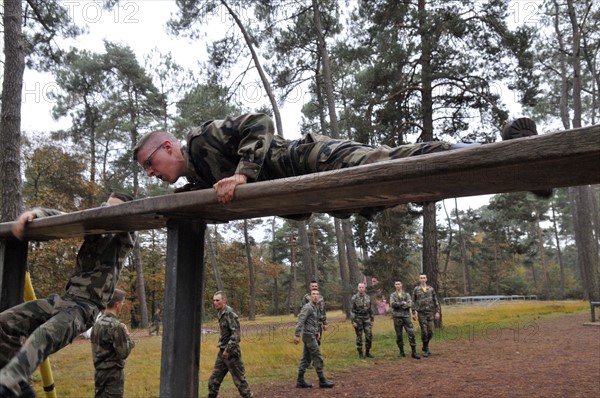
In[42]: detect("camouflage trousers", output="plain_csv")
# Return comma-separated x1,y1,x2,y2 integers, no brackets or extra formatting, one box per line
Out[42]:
288,132,453,176
208,349,252,398
298,333,325,375
353,318,373,351
94,367,125,398
0,294,97,395
417,311,435,347
393,316,417,349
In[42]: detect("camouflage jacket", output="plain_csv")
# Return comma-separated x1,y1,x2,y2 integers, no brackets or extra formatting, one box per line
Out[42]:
33,207,136,309
301,293,327,326
91,313,135,370
183,113,295,189
389,291,413,318
412,285,440,314
351,293,373,323
295,301,321,337
217,305,242,356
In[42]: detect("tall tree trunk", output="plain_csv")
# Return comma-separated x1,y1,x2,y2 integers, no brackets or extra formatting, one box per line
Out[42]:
271,217,279,315
441,201,455,297
206,227,224,292
334,219,351,319
297,221,314,290
313,2,354,318
550,200,566,298
454,199,471,295
130,126,148,327
290,232,298,316
243,220,256,320
418,0,440,302
536,219,550,296
343,219,361,286
0,0,25,222
133,241,148,328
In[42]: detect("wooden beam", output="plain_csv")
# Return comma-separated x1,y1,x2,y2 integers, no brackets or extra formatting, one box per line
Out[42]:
0,124,599,240
159,219,205,398
0,239,28,312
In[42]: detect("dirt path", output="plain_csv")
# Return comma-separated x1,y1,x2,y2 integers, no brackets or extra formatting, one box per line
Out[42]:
231,313,599,398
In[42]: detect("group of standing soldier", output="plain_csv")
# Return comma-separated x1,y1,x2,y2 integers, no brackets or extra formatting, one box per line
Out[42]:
351,274,440,361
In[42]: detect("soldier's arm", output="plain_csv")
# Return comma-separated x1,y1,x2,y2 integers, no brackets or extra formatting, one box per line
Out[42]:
12,207,64,240
432,289,441,313
321,299,327,325
211,113,275,204
390,293,402,309
295,305,309,336
113,324,134,360
224,314,241,354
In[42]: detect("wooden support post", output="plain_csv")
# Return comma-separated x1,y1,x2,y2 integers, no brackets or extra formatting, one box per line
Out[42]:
160,219,206,398
0,239,28,312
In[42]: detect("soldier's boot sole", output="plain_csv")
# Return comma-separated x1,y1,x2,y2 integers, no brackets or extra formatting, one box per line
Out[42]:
501,117,553,198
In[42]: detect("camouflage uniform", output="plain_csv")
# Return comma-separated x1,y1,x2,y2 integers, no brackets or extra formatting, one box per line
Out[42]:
389,291,417,355
412,285,440,354
149,310,161,336
301,293,327,339
295,301,333,388
91,313,135,398
351,293,374,357
0,207,135,397
182,113,452,218
207,305,252,398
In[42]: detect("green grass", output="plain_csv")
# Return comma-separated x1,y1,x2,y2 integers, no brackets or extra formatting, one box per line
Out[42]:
32,300,588,397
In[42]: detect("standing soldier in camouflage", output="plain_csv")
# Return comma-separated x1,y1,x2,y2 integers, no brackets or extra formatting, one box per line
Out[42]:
294,290,334,389
91,289,135,398
133,115,550,219
208,291,252,398
301,280,327,368
412,274,441,357
351,282,374,359
389,281,420,359
0,193,135,398
149,308,161,336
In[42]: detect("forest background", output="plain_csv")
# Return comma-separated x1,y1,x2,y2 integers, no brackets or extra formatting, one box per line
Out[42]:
1,0,599,328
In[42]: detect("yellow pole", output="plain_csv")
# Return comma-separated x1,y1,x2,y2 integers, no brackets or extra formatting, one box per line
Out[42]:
24,272,58,398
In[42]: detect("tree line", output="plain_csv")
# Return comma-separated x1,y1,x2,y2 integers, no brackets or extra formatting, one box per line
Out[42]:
1,0,598,325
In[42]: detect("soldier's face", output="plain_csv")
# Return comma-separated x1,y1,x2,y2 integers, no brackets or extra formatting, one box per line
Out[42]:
358,284,366,294
310,283,318,291
213,294,226,311
395,282,402,291
420,275,427,284
311,290,320,303
137,141,180,184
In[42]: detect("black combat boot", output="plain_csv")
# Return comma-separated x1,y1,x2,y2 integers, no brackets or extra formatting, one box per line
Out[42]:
318,375,335,389
501,118,553,199
411,346,421,359
398,347,406,358
422,344,431,357
358,348,365,359
296,370,313,388
365,344,374,358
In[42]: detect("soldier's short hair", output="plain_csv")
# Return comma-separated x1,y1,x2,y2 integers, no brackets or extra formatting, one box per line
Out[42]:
107,289,126,308
109,192,134,203
214,290,227,300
